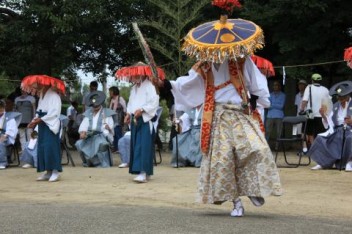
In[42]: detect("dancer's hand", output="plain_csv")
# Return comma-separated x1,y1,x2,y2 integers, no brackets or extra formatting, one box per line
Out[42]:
28,118,41,128
134,108,143,119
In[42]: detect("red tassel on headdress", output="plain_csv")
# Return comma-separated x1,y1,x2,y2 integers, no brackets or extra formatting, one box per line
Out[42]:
212,0,242,13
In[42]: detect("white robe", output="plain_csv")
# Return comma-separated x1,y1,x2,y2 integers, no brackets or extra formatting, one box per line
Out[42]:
0,113,18,145
36,88,61,134
170,57,270,111
79,107,114,142
127,79,159,132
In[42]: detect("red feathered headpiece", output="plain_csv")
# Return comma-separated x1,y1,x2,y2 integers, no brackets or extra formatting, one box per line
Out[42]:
212,0,242,13
344,47,352,69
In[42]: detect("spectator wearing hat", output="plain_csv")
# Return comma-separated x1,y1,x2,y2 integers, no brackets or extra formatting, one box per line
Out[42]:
0,100,19,169
309,81,352,171
299,73,330,148
75,91,115,167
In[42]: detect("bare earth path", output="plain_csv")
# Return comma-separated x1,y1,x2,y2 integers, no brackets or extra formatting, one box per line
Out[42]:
0,151,351,233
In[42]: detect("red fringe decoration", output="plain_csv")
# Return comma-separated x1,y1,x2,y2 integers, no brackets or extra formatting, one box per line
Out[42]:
21,75,66,95
251,55,275,77
212,0,242,12
115,65,165,81
344,47,352,69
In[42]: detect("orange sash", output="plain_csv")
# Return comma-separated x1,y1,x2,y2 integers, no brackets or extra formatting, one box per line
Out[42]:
193,61,265,154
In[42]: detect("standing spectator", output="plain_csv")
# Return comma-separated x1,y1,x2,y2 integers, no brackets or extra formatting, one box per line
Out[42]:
82,81,98,112
66,101,79,147
265,81,286,149
299,73,330,148
125,75,159,183
14,90,36,152
108,86,126,152
294,79,308,153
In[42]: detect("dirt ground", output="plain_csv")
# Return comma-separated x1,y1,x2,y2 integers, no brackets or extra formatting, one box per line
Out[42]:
1,150,351,221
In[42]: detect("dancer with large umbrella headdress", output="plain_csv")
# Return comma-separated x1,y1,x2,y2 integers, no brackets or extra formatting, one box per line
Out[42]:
155,0,282,217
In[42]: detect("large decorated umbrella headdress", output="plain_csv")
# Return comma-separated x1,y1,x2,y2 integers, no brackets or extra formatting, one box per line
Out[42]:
21,75,65,95
344,47,352,69
115,61,165,82
182,0,264,63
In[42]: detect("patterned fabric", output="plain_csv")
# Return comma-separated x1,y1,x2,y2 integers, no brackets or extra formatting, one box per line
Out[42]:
194,61,265,154
197,104,282,204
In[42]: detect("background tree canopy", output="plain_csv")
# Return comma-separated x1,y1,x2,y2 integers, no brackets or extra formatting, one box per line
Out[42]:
0,0,351,95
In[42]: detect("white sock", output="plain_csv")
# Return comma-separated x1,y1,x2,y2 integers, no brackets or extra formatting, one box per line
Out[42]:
303,147,308,153
51,170,59,176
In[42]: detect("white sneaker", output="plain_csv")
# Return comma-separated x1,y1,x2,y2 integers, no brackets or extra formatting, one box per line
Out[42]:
311,165,322,170
36,173,51,181
22,164,33,169
49,173,60,182
230,199,244,217
133,173,147,183
118,163,129,168
345,161,352,172
0,165,6,170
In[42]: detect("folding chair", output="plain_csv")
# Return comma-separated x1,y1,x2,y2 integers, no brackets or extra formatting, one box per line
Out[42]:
275,116,311,168
153,107,163,166
60,115,75,167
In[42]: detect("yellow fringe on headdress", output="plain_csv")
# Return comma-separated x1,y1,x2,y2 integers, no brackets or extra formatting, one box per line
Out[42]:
182,18,265,63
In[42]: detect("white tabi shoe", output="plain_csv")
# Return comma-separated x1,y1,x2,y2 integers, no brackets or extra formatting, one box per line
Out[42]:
49,170,60,182
22,164,33,169
230,199,244,217
133,173,147,183
311,165,322,170
36,173,51,181
345,161,352,172
248,196,265,207
118,163,129,168
0,165,6,170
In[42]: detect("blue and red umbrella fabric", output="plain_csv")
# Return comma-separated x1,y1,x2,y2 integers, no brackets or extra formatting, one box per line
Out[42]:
182,15,264,63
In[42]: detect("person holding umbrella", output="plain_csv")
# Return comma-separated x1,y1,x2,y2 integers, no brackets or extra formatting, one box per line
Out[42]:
22,75,64,182
309,81,352,171
155,0,282,217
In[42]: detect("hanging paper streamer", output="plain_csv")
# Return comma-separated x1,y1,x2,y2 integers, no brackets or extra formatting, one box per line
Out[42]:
282,66,286,85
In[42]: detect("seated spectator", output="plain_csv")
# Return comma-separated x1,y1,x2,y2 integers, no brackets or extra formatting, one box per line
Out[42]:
20,130,38,168
108,86,126,152
75,91,115,168
171,105,203,168
309,81,352,171
117,131,131,168
0,100,19,169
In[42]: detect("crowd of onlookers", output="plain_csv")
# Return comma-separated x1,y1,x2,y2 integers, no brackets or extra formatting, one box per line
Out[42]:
1,72,351,172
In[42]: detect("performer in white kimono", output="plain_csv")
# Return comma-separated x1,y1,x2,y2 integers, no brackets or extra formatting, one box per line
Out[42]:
171,104,203,168
76,91,115,168
156,57,282,217
124,76,159,183
28,86,62,182
309,81,352,171
0,100,19,169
